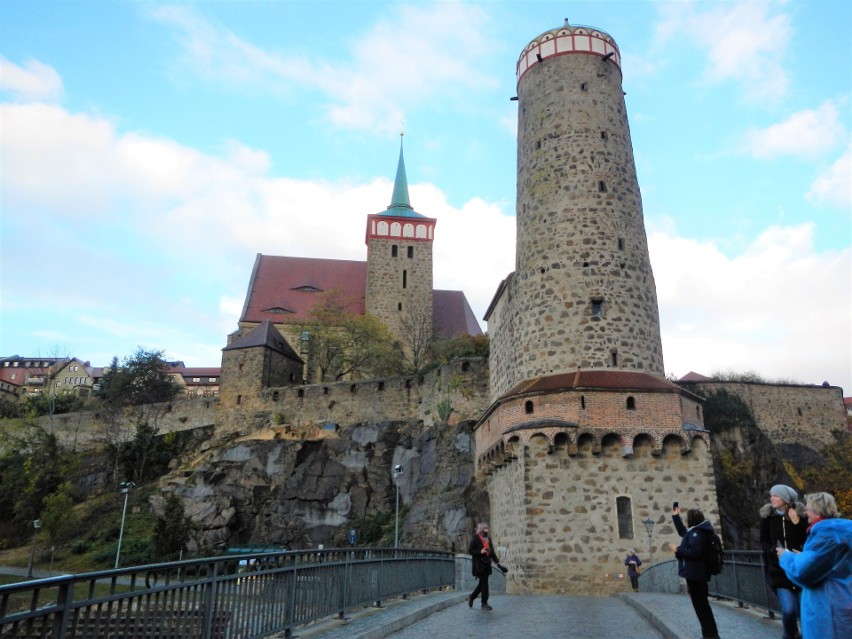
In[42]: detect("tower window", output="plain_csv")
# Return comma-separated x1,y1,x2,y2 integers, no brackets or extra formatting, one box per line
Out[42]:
297,389,304,398
618,238,625,250
236,395,242,405
580,395,586,409
601,131,608,140
272,391,279,401
402,270,407,289
598,180,607,193
398,302,402,310
626,396,636,410
616,496,634,539
407,246,414,258
591,299,603,317
580,82,588,91
392,245,398,257
525,400,534,414
611,352,618,367
377,381,385,391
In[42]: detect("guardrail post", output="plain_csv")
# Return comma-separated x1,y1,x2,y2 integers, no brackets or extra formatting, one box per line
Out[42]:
50,581,74,639
201,560,218,639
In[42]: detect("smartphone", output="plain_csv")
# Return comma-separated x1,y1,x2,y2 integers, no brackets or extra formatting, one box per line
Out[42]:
672,501,679,509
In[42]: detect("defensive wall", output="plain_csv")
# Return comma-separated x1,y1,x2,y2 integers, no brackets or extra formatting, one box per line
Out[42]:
679,381,846,450
489,431,717,595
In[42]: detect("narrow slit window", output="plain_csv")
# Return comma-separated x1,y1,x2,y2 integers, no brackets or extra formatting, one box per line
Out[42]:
598,180,607,193
392,245,398,257
611,352,618,367
407,246,414,258
398,302,402,310
616,496,634,539
618,238,625,250
581,395,586,409
402,270,407,288
601,131,608,140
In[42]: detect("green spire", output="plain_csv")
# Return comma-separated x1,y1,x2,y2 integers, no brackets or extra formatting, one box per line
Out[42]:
388,132,413,211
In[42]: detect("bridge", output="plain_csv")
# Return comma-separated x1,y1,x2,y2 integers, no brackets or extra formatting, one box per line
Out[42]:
0,549,787,639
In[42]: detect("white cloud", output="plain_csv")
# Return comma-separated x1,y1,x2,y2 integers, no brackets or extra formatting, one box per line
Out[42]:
742,102,847,159
651,223,852,390
0,56,63,102
808,142,852,208
652,1,791,103
147,2,497,134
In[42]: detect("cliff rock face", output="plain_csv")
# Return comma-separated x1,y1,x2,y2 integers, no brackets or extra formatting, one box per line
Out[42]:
157,419,479,553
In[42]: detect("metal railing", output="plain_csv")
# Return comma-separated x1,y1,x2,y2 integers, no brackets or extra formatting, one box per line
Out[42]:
0,548,455,639
640,550,780,615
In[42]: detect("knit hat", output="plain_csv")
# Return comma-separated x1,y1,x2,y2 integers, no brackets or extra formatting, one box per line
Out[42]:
769,484,797,504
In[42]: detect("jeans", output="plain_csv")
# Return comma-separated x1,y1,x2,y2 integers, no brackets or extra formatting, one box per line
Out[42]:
775,587,801,639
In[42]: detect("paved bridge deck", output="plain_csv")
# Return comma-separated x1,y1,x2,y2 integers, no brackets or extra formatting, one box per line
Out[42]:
296,590,786,639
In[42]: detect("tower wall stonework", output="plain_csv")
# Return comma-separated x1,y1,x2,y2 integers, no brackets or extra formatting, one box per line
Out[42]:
489,33,664,401
488,433,718,595
366,238,433,340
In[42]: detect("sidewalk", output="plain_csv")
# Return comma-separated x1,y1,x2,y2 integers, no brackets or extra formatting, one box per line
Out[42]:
292,590,785,639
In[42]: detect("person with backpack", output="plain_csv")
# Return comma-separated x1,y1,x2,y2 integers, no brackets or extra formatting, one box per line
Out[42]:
671,505,721,639
760,484,808,639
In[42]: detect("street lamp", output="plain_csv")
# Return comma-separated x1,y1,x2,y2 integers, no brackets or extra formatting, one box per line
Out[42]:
115,481,136,569
393,464,404,548
642,517,655,566
26,519,41,578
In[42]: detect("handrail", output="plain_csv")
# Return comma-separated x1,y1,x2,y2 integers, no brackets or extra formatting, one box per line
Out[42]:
640,550,780,615
0,547,455,639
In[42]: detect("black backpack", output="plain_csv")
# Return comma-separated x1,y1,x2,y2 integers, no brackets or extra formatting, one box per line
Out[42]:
705,531,724,575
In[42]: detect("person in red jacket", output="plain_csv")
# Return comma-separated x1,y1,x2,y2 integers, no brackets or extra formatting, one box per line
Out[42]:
467,522,506,611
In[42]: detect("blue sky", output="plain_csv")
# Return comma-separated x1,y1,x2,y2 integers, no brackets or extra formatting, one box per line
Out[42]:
1,0,850,393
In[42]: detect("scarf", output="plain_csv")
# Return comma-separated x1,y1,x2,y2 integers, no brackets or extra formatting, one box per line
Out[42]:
806,515,824,533
478,533,491,553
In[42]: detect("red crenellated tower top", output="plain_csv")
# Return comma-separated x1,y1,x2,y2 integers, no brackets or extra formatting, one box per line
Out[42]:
516,20,621,85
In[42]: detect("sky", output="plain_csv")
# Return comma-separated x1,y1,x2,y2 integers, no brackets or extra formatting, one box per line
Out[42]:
1,0,850,394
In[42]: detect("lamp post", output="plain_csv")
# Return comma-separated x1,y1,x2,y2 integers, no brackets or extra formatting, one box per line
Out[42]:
393,464,404,548
26,519,41,578
115,481,135,569
642,517,655,566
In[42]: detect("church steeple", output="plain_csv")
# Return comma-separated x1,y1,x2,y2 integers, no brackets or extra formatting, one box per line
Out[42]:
388,133,413,212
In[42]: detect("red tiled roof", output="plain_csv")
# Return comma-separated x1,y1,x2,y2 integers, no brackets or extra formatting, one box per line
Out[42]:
678,371,712,382
240,254,482,338
241,255,367,323
501,370,684,401
433,290,483,338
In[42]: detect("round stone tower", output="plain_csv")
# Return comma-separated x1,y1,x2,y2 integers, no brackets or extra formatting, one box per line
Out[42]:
487,23,664,400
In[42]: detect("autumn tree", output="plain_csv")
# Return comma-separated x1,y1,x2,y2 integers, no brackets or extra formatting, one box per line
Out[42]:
395,298,434,375
300,290,401,382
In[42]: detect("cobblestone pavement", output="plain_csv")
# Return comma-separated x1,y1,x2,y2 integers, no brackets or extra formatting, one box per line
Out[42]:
296,590,786,639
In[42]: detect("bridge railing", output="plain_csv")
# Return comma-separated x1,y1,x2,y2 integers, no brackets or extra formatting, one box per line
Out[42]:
640,550,780,615
0,547,455,639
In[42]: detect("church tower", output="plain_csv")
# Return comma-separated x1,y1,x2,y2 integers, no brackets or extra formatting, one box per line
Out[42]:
478,22,717,596
365,135,436,346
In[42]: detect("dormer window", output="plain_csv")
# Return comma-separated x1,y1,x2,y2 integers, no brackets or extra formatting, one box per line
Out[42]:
263,307,294,314
292,285,322,292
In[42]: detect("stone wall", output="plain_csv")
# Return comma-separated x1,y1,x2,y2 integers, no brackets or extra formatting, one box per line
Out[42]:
680,381,846,450
488,432,718,595
215,358,491,437
366,237,433,346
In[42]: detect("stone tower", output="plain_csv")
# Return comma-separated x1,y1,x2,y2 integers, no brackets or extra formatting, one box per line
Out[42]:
487,23,664,401
365,135,436,344
478,22,718,595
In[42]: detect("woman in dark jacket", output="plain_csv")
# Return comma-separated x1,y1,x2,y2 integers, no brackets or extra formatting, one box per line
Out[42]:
760,484,808,639
672,506,720,639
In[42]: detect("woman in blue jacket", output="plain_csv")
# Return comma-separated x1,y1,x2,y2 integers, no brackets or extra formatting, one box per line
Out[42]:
777,492,852,639
671,506,720,639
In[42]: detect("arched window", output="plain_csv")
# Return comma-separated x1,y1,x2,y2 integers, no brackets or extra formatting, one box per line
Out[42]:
616,496,634,539
525,400,534,415
626,396,636,410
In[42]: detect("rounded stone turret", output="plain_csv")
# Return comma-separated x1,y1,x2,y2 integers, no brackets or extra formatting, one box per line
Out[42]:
487,23,665,400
